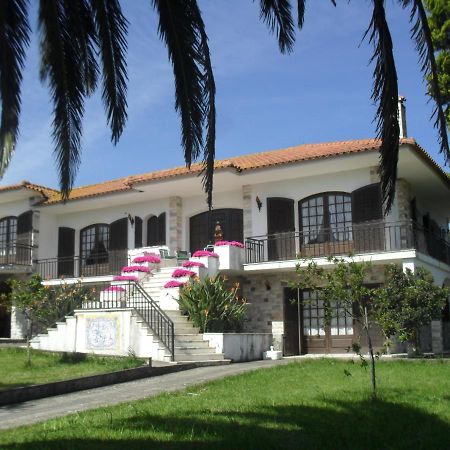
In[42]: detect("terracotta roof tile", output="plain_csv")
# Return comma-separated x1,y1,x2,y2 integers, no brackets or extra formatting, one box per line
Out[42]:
2,137,446,205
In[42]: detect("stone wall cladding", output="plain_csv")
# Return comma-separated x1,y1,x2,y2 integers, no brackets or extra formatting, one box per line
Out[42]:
168,196,182,253
10,305,26,339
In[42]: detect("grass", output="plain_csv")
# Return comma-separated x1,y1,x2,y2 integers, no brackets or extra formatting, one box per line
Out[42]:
0,359,449,449
0,348,145,390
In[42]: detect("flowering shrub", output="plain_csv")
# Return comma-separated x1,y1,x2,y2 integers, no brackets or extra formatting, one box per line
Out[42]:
164,280,186,288
133,254,161,264
192,250,219,258
182,260,205,268
122,265,150,273
214,240,245,248
104,286,126,292
113,275,139,282
172,268,197,278
178,276,246,333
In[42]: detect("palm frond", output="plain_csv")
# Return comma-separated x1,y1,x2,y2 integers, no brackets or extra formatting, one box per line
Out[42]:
191,2,216,209
364,0,399,212
259,0,295,53
0,0,30,177
297,1,305,28
91,0,128,144
65,0,98,96
399,0,449,164
152,0,205,168
39,0,86,199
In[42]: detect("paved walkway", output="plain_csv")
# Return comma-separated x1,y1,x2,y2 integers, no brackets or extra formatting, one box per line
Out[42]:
0,359,293,430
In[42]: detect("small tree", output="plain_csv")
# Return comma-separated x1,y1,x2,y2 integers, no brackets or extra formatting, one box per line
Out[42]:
291,257,379,399
374,264,449,355
0,274,92,365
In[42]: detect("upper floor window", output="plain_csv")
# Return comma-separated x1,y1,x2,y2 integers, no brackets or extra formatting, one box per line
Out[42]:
0,217,17,248
80,224,109,264
299,193,352,244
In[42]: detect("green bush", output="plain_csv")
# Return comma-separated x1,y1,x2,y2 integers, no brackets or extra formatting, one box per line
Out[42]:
177,276,247,333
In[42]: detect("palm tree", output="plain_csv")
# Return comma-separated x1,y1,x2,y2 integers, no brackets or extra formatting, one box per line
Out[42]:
0,0,448,212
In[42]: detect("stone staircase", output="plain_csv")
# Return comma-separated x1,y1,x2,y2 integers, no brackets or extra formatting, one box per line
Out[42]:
32,251,227,364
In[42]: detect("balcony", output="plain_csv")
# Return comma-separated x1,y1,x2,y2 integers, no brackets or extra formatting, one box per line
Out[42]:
245,221,450,265
36,250,128,280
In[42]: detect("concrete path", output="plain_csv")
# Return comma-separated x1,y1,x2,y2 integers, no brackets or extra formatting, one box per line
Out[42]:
0,359,293,431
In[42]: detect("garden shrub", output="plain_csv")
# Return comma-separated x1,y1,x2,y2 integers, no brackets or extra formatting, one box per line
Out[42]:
177,276,247,333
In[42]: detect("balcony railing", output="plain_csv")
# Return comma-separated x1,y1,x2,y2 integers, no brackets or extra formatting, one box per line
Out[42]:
0,243,33,266
36,250,128,280
245,221,450,265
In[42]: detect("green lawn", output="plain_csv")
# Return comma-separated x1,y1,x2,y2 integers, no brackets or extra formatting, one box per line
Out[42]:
0,359,449,449
0,348,144,390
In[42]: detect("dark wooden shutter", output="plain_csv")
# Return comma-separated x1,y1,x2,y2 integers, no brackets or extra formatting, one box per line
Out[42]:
158,213,166,245
134,216,143,248
147,216,158,246
17,210,33,235
351,184,382,224
16,211,33,263
57,227,75,276
110,218,128,250
228,209,243,242
267,198,295,260
352,184,383,252
267,198,295,233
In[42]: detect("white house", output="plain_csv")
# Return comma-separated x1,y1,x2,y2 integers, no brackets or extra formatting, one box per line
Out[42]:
0,131,449,361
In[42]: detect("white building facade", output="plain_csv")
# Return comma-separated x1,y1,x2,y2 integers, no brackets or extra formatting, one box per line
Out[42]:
0,137,448,360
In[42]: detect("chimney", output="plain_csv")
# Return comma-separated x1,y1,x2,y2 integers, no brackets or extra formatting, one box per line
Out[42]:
398,96,407,139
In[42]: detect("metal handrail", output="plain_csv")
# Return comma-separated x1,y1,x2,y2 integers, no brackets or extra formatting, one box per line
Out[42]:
0,243,34,266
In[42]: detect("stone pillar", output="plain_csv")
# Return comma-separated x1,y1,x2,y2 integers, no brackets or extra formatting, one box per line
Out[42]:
169,196,183,254
242,185,252,239
431,320,444,354
396,179,412,222
369,166,380,184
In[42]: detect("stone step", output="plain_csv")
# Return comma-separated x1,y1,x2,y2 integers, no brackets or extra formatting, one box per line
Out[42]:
175,346,214,355
174,353,224,362
175,339,211,348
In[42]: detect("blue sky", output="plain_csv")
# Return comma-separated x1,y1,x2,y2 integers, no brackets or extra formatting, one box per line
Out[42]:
1,0,448,189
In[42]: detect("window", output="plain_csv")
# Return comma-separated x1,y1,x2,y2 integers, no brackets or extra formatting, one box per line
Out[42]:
299,193,352,244
0,217,17,251
80,224,109,265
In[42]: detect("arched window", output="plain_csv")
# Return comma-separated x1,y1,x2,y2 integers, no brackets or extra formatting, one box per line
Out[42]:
0,216,17,249
147,213,166,246
80,224,109,265
299,193,352,244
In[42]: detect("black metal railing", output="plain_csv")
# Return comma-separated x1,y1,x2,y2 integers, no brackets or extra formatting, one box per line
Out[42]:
79,280,175,361
245,221,450,265
36,250,128,280
0,243,33,266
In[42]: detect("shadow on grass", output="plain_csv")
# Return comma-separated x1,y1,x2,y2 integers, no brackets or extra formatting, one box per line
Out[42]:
2,398,449,450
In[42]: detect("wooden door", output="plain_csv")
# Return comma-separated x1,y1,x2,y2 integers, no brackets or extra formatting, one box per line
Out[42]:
267,198,295,261
302,291,354,354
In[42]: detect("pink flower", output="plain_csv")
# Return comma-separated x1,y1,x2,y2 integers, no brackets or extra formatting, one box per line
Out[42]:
104,286,126,292
192,250,219,258
172,268,197,278
122,265,150,273
182,260,205,268
164,280,185,288
113,275,139,282
214,240,244,248
133,254,161,264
